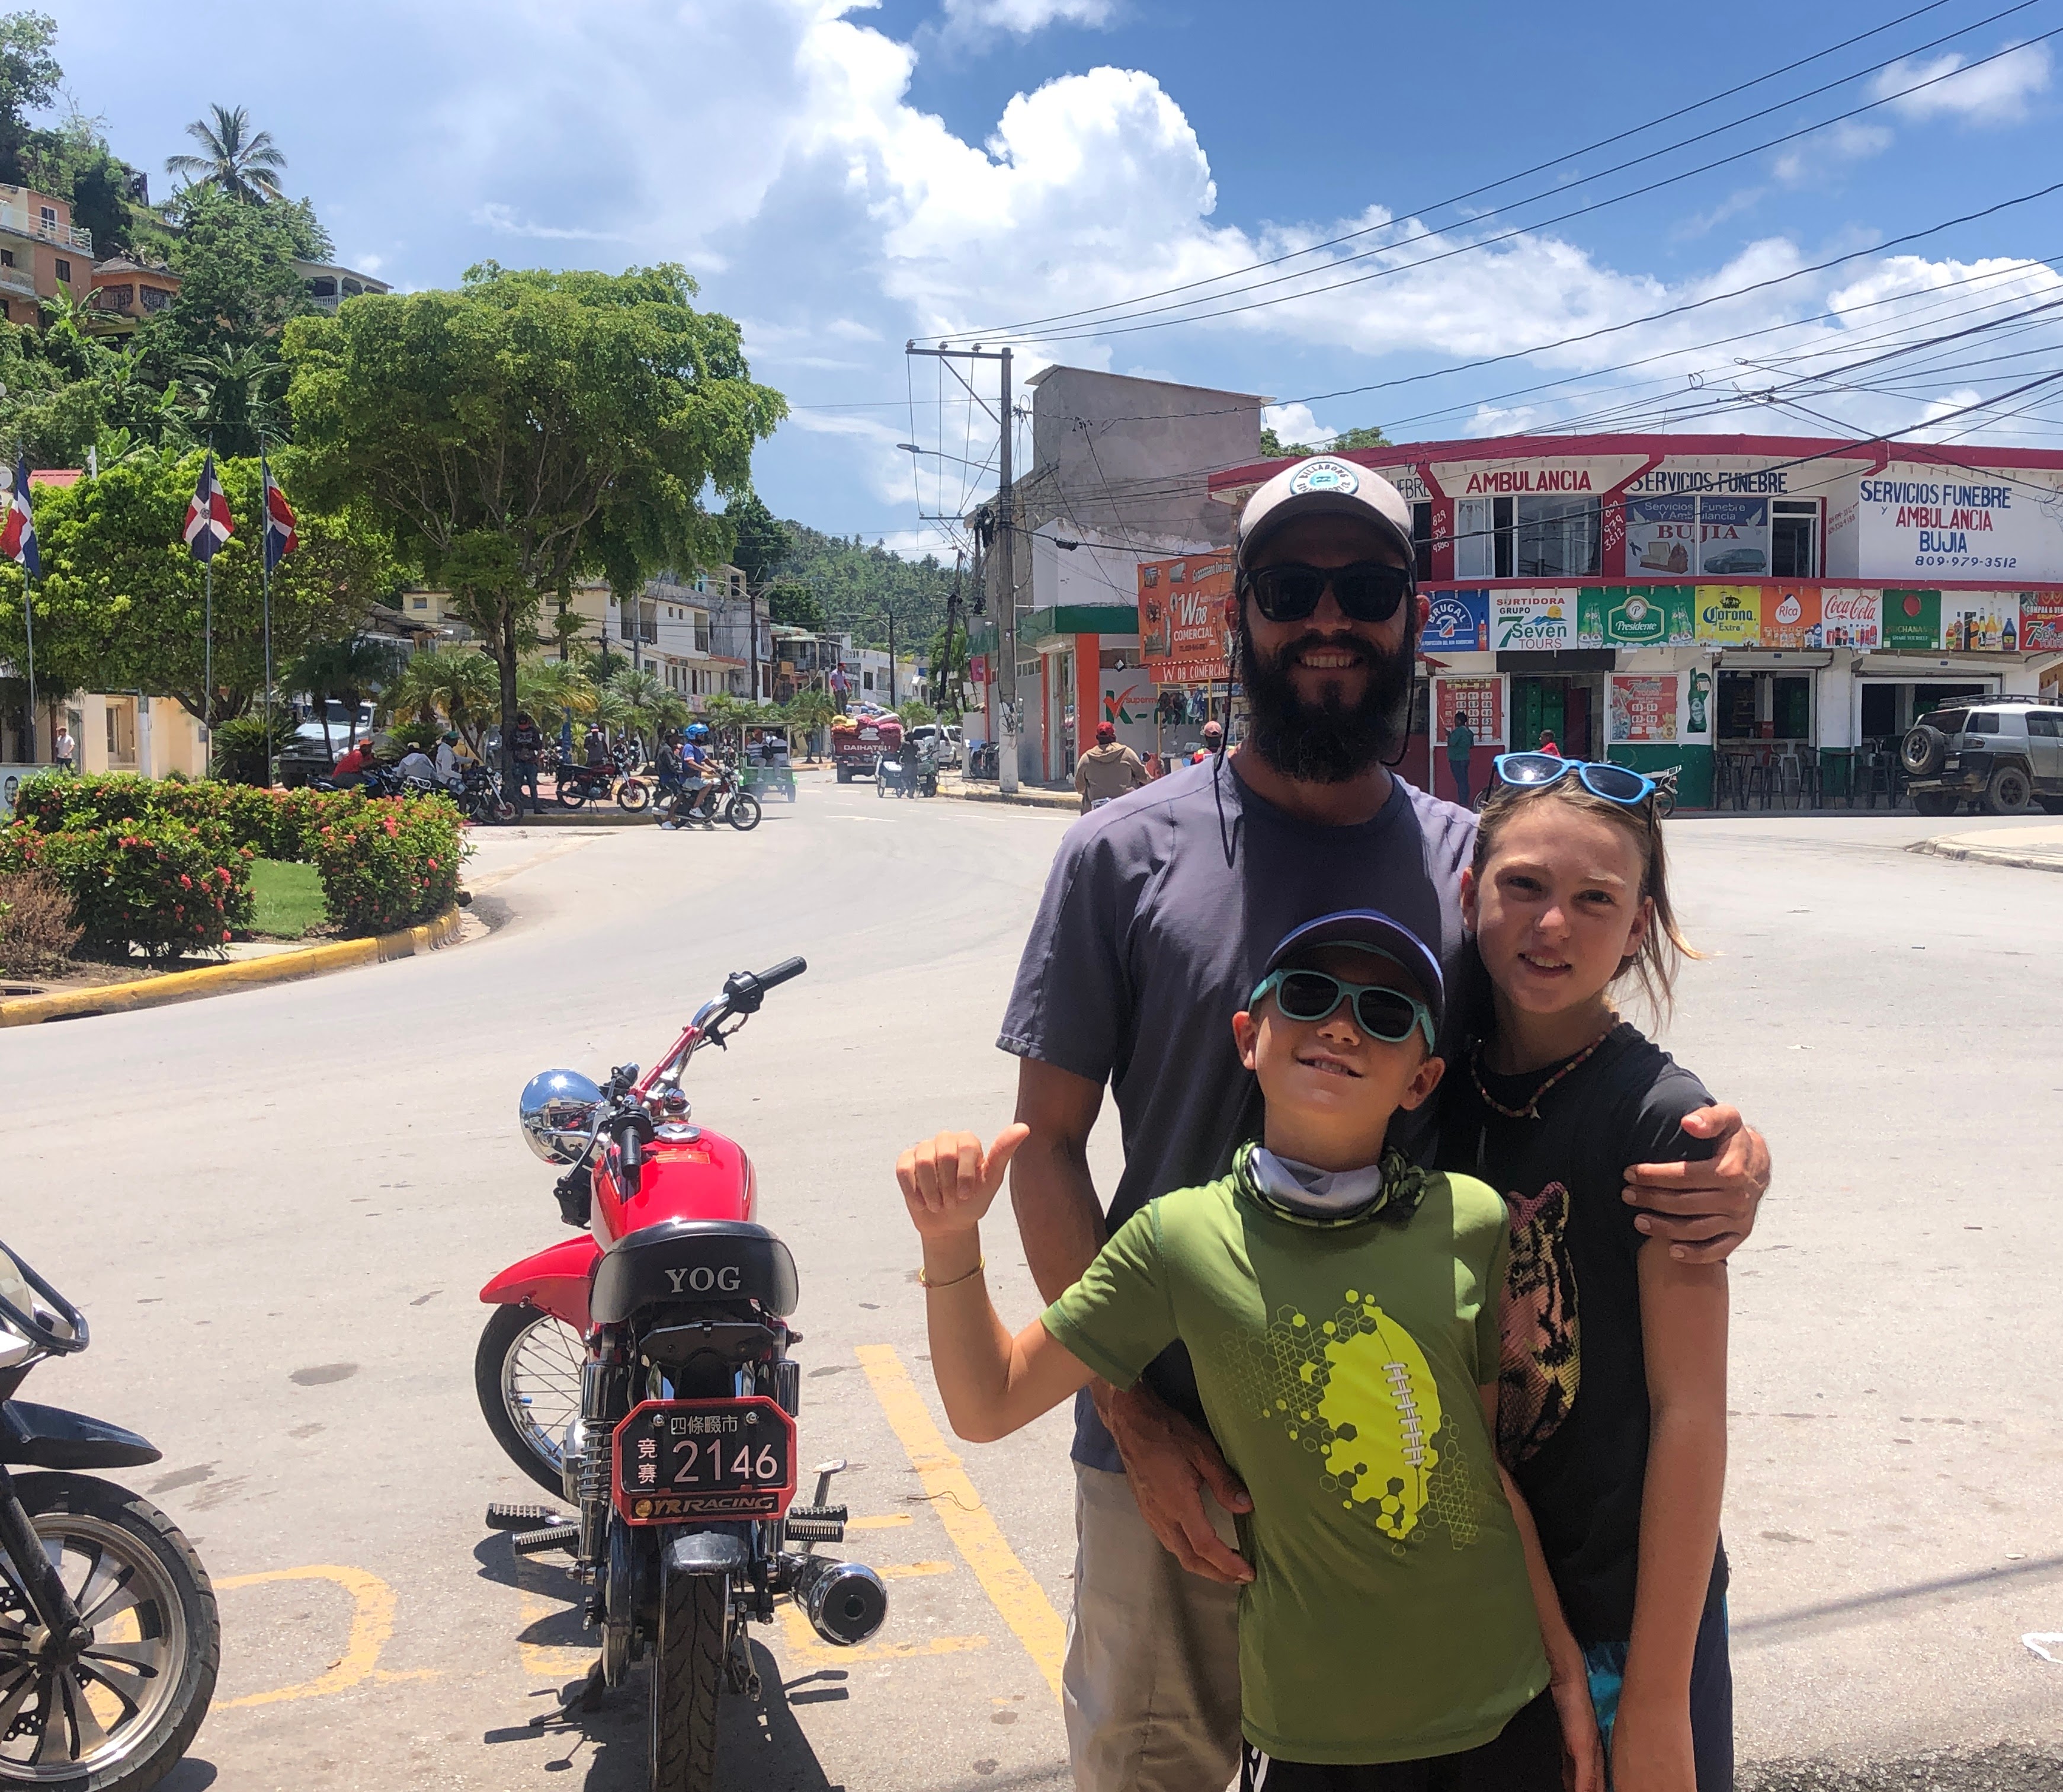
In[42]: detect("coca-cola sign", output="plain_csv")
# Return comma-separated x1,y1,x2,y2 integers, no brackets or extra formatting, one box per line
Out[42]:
1820,590,1881,649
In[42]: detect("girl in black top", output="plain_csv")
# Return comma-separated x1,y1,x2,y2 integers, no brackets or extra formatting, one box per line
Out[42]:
1443,759,1731,1792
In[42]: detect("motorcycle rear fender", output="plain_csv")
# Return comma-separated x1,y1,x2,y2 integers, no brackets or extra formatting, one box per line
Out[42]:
479,1235,600,1334
1,1399,161,1469
667,1530,751,1578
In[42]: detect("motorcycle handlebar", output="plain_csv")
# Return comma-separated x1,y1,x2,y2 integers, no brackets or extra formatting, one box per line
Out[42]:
753,956,808,992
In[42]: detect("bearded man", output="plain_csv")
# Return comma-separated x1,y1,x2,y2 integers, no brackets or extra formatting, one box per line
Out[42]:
996,457,1772,1792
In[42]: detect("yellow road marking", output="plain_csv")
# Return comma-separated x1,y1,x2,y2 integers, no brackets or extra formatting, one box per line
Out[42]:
467,834,600,893
847,1513,913,1531
511,1553,598,1679
216,1566,396,1709
777,1602,988,1663
883,1561,953,1579
856,1344,1066,1701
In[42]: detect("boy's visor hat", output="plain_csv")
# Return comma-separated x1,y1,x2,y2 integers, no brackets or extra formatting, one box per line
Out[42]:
1259,908,1444,1034
1236,456,1417,583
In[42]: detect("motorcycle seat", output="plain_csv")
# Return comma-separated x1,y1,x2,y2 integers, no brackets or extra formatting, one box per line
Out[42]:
591,1220,799,1323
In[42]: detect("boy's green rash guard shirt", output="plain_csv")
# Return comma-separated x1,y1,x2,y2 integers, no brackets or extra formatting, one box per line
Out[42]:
1043,1153,1548,1765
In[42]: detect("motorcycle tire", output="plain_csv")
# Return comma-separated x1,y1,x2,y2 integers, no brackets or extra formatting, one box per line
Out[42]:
726,793,763,832
1654,788,1676,821
558,780,590,811
475,1304,585,1495
876,779,886,799
495,799,518,824
2,1471,220,1792
649,1560,726,1792
617,779,652,814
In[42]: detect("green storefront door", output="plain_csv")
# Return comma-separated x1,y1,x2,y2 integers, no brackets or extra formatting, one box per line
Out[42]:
1515,679,1566,751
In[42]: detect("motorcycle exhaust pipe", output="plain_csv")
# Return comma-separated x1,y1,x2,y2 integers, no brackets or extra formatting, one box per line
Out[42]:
784,1551,888,1647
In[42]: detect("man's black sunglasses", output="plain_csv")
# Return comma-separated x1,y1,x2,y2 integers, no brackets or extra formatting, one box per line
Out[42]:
1239,562,1414,626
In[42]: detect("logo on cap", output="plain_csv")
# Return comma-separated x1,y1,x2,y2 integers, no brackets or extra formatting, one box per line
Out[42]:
1286,457,1360,497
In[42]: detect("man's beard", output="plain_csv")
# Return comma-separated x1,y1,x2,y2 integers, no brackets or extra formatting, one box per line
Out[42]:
1238,615,1415,785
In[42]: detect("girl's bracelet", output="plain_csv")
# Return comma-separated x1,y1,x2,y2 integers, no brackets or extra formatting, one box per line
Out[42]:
918,1255,985,1290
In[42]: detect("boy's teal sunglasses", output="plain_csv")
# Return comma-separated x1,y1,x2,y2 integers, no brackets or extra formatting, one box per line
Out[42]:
1249,968,1437,1051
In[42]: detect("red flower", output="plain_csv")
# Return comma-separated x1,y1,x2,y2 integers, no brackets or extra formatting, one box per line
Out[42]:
222,929,232,942
179,873,192,889
382,814,399,837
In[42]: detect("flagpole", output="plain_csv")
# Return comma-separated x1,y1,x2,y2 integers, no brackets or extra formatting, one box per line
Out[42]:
203,553,213,773
260,447,275,788
21,562,33,763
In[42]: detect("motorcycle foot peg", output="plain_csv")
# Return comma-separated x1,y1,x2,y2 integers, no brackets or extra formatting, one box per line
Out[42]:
784,1504,848,1544
486,1502,568,1532
512,1522,582,1556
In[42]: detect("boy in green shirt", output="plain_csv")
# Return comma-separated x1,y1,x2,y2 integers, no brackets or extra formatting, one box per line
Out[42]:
896,911,1598,1789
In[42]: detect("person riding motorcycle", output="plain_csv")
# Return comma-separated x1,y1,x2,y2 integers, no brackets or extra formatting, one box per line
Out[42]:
434,730,465,792
661,723,719,829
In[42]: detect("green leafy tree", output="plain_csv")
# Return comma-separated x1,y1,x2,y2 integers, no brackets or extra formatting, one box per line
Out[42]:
283,262,786,786
772,521,954,651
0,451,392,726
165,103,287,204
376,647,500,756
767,580,827,633
1260,422,1390,459
515,656,596,725
0,12,59,187
723,491,791,588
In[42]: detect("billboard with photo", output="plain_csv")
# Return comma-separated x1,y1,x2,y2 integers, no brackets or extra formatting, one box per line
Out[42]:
1608,676,1678,744
1139,553,1235,684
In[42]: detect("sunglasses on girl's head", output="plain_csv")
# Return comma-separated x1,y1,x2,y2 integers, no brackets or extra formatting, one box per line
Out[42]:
1239,562,1413,626
1248,968,1437,1052
1493,753,1657,807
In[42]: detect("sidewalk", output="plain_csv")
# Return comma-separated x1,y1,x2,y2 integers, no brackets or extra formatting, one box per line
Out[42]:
937,773,1078,812
1909,823,2063,873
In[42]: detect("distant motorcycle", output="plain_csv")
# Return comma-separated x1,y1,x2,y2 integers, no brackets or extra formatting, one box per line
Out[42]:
558,755,651,813
876,753,917,800
0,1239,220,1790
459,764,519,825
659,764,761,833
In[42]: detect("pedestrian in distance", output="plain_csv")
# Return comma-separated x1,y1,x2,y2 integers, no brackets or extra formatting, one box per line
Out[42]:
1447,709,1476,810
510,710,544,814
997,453,1770,1792
1536,728,1561,759
584,721,610,767
52,722,75,772
1076,720,1149,814
1190,718,1225,765
899,910,1600,1791
1447,753,1733,1790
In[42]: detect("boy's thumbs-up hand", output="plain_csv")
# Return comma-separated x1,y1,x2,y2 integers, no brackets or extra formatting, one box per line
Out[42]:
896,1125,1030,1240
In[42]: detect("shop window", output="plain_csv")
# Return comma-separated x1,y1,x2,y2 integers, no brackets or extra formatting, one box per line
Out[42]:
1772,501,1819,577
1516,496,1600,579
1411,502,1434,583
1452,498,1514,579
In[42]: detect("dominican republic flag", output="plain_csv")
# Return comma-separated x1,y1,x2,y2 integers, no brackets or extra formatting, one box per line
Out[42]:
184,452,234,562
261,456,297,572
0,456,36,578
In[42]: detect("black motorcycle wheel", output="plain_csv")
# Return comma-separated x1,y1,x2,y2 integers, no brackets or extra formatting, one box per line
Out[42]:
0,1472,220,1792
617,779,652,814
648,1561,725,1792
475,1305,584,1496
726,793,762,832
558,779,590,811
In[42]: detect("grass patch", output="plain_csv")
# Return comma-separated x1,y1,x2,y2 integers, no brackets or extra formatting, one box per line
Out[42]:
248,858,329,939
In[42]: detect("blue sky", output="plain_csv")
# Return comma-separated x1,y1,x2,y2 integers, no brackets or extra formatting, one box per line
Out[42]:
47,0,2063,556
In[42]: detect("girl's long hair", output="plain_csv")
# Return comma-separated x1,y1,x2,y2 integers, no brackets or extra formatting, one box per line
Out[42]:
1470,778,1698,1019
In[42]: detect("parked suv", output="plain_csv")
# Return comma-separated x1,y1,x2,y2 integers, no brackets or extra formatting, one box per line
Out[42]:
1901,696,2063,816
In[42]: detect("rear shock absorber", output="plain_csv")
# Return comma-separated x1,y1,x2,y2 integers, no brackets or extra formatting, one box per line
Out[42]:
577,1352,619,1578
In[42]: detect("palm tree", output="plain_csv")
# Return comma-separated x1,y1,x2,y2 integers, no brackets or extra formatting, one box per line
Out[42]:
516,657,597,723
377,648,501,756
603,667,673,757
165,104,288,204
290,634,408,754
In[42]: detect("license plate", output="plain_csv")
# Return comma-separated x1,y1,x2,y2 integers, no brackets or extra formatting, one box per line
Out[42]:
611,1397,797,1524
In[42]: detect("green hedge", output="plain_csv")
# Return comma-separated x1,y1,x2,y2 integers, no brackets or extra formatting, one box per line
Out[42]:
6,772,467,956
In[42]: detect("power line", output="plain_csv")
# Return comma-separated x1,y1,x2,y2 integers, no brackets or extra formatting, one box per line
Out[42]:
964,0,2034,341
993,27,2063,348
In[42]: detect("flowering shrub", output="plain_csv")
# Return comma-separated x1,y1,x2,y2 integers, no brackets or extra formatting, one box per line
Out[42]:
307,794,465,935
0,817,254,959
7,774,468,952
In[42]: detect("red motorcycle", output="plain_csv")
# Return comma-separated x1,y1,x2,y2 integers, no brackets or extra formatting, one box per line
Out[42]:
475,958,885,1791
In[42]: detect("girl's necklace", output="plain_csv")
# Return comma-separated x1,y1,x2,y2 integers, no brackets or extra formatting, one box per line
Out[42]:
1470,1023,1616,1121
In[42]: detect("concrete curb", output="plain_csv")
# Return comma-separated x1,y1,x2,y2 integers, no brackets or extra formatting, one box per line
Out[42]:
0,905,466,1028
1909,837,2063,874
939,783,1078,812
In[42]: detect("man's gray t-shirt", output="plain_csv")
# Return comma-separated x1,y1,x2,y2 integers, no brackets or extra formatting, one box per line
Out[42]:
998,753,1478,1470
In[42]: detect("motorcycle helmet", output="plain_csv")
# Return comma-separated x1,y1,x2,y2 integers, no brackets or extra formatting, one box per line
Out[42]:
686,723,710,741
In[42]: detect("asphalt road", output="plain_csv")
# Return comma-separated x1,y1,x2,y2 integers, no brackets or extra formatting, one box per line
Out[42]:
3,773,2062,1791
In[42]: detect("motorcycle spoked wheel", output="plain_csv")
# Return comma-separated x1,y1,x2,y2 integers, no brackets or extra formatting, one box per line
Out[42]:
558,780,591,810
617,779,652,813
726,793,762,831
648,1559,727,1792
0,1473,220,1792
474,1305,585,1496
495,799,519,823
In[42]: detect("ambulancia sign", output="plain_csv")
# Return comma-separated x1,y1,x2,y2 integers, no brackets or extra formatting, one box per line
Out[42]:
1856,465,2063,580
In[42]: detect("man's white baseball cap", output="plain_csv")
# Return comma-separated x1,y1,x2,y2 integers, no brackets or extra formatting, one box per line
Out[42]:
1236,456,1416,580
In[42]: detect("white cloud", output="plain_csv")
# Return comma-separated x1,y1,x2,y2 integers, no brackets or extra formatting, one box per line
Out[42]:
1871,41,2052,124
1773,120,1892,185
1261,402,1334,447
937,0,1116,40
473,201,627,242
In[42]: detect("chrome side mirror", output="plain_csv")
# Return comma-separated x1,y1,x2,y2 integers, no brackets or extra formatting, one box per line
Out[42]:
519,1069,604,1165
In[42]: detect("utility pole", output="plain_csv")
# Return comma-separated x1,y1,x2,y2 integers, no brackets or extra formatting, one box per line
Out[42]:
887,604,897,709
906,341,1017,792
